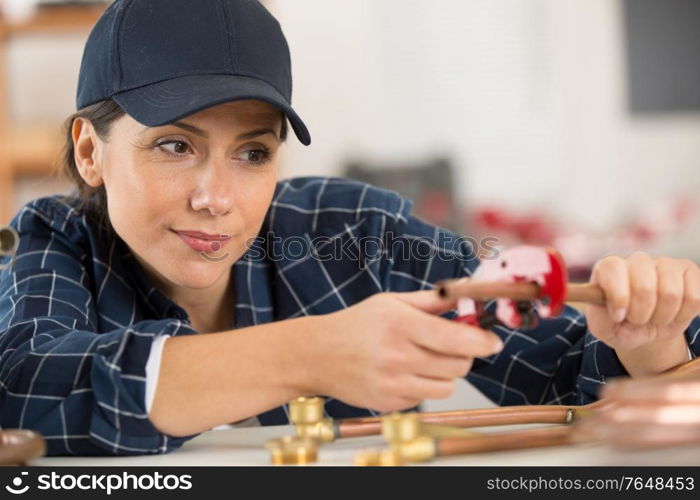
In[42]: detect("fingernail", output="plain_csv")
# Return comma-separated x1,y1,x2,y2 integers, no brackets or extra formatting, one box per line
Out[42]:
493,339,504,352
613,308,626,323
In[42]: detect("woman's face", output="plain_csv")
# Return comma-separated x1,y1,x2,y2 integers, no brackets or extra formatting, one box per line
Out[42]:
89,100,282,293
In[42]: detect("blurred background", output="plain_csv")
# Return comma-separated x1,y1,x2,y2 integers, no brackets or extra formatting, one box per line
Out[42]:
0,0,699,275
0,0,699,412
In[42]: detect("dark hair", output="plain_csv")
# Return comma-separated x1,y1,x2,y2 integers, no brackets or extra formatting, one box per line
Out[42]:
58,99,289,235
59,100,125,235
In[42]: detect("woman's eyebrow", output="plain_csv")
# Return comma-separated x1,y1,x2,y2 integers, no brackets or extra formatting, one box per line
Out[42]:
147,123,278,141
236,128,279,141
171,121,208,138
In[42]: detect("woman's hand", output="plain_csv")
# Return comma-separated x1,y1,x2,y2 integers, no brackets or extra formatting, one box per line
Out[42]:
577,375,700,449
308,290,504,413
585,252,700,376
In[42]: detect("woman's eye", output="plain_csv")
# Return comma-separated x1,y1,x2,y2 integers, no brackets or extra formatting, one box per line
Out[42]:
238,148,271,165
157,140,191,156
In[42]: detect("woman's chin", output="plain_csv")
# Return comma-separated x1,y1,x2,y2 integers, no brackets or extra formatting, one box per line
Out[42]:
166,263,231,289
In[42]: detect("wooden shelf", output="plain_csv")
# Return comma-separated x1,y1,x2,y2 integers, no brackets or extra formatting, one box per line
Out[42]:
1,125,64,175
0,5,105,36
0,4,107,223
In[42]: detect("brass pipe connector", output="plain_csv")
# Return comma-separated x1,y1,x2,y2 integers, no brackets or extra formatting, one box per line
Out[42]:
382,412,480,440
0,225,19,271
289,397,336,443
388,435,436,464
380,412,484,463
265,436,318,465
354,448,404,466
380,413,437,463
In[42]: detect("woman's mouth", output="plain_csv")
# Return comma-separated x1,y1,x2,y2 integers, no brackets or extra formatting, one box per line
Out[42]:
171,230,232,254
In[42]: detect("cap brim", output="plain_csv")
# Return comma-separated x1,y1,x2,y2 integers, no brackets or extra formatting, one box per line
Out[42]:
112,74,311,146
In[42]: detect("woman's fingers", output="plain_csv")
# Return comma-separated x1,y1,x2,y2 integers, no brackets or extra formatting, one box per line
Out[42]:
594,252,700,326
588,400,700,448
581,377,700,449
328,290,505,412
587,253,698,359
403,375,456,401
596,422,700,449
673,262,700,327
576,409,700,449
592,253,695,327
393,289,459,315
626,252,658,326
409,345,474,380
650,257,685,326
407,315,504,358
602,378,700,405
388,290,504,358
603,403,700,425
592,256,630,323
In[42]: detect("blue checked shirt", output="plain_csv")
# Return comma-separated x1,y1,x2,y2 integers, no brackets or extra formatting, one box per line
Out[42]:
1,176,698,456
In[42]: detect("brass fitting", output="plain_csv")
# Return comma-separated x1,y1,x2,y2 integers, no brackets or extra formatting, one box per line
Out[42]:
265,436,318,465
388,436,436,464
0,226,18,254
381,413,490,463
381,413,436,463
570,408,594,422
0,225,18,271
382,412,480,440
381,412,423,442
354,448,404,466
289,397,336,443
380,412,480,463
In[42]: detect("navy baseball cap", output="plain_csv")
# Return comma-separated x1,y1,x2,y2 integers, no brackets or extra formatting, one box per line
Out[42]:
76,0,310,145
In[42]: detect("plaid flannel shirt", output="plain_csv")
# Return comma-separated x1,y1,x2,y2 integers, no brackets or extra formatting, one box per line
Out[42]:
1,176,698,456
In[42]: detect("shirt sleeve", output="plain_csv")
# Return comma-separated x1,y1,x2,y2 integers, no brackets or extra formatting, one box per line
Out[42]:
381,209,700,406
144,335,169,415
0,209,201,456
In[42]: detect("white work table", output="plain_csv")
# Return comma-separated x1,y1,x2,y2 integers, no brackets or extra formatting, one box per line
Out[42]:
31,423,700,467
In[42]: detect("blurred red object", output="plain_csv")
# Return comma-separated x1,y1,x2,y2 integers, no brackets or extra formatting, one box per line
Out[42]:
472,207,556,245
414,189,454,228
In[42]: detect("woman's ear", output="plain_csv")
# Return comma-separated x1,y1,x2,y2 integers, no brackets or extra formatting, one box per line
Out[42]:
72,117,104,188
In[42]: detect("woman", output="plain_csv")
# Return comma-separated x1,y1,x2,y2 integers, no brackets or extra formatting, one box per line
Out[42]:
0,0,698,457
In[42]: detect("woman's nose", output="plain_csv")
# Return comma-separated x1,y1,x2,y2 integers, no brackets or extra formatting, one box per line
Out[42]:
190,157,234,216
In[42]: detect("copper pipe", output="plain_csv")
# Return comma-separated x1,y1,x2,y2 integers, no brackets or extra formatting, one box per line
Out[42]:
338,401,606,439
437,425,574,456
414,358,700,457
436,279,606,306
662,356,700,378
338,406,566,438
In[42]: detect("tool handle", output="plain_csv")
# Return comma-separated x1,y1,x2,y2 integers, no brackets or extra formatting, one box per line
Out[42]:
566,283,605,306
438,279,606,306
